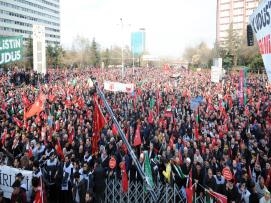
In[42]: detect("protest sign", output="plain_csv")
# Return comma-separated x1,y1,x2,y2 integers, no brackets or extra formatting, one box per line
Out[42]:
104,81,134,93
249,0,271,82
211,66,222,83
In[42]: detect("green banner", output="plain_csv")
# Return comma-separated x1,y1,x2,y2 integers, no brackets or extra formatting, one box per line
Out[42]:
0,35,23,65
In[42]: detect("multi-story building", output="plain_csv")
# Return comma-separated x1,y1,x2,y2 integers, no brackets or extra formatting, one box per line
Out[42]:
216,0,260,45
0,0,60,45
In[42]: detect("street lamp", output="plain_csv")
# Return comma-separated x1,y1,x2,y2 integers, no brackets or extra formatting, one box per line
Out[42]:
120,18,124,79
119,18,131,79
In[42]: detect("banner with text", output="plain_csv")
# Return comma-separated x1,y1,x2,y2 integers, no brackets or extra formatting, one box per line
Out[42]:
211,66,222,83
104,81,134,93
249,0,271,82
213,58,222,68
0,36,23,65
0,166,32,200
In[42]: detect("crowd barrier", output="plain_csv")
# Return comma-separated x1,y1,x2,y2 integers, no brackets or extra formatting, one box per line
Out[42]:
105,179,187,203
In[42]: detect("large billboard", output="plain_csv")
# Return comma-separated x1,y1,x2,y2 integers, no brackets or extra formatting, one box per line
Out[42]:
33,24,46,74
249,0,271,82
0,36,23,65
131,30,145,56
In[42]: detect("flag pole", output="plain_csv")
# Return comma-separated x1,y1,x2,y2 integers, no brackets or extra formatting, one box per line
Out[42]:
91,78,158,202
40,176,44,203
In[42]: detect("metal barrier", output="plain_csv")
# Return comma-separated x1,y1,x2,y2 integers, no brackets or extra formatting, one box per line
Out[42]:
105,179,187,203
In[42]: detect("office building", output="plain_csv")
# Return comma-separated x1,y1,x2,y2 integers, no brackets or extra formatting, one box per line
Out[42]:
216,0,260,45
0,0,60,45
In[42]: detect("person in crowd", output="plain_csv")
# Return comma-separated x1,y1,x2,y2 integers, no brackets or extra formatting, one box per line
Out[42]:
257,176,269,200
60,155,74,203
10,180,26,203
43,151,60,202
0,67,270,203
31,177,47,203
72,171,87,203
15,173,27,193
249,181,260,203
237,180,251,203
203,168,217,192
259,189,271,203
225,179,241,203
93,159,106,203
214,170,226,195
0,189,6,203
85,190,94,203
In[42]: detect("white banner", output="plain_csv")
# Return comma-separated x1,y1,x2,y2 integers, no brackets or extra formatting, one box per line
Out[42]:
249,0,271,82
211,66,222,83
33,24,46,75
0,166,33,200
104,81,134,93
213,58,222,68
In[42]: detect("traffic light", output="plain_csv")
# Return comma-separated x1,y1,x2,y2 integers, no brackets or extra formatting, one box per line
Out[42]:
247,24,254,46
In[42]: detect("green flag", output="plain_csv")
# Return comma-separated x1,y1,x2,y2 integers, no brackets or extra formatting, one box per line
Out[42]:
173,164,186,179
206,190,214,203
149,98,155,109
144,151,154,190
9,105,14,115
196,107,200,124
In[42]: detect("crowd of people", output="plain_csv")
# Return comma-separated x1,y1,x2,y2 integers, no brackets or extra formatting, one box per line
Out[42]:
0,66,270,203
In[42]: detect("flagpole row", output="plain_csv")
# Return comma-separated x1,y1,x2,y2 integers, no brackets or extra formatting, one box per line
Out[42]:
92,79,158,202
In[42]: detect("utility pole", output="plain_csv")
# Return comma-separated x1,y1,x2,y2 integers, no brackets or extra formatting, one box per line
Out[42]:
92,78,158,202
120,18,124,79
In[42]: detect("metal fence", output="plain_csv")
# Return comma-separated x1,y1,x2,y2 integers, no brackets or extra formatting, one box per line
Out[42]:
105,179,187,203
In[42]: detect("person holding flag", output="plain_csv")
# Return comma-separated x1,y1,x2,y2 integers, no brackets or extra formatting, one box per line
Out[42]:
32,177,46,203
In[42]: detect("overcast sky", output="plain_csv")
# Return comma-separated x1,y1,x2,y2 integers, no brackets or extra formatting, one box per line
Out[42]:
60,0,216,58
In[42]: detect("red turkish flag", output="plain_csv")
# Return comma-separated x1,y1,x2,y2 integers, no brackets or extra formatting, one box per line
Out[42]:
148,111,154,124
112,124,118,136
13,116,23,128
169,136,175,149
92,96,106,154
27,148,33,158
185,170,193,203
22,94,31,108
68,127,75,144
48,94,56,103
209,191,227,203
133,124,142,146
1,131,7,145
55,140,64,160
34,189,42,203
25,93,46,119
120,162,129,193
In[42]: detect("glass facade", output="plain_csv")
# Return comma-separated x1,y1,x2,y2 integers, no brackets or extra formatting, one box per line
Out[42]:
0,0,60,45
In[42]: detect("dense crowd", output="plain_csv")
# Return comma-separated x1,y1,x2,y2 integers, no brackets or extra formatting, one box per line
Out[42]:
0,67,270,203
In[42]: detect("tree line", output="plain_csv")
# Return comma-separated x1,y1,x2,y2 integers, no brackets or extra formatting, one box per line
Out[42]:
182,23,264,72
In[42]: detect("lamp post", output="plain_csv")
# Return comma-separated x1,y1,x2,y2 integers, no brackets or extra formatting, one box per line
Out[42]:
120,18,124,79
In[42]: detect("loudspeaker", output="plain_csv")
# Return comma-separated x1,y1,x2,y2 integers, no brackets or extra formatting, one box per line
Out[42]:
247,24,254,46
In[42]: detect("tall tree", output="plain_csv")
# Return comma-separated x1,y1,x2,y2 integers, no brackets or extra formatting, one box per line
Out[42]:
72,35,91,67
46,45,64,68
101,48,110,69
223,23,241,67
182,42,213,68
89,38,100,67
24,36,33,69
